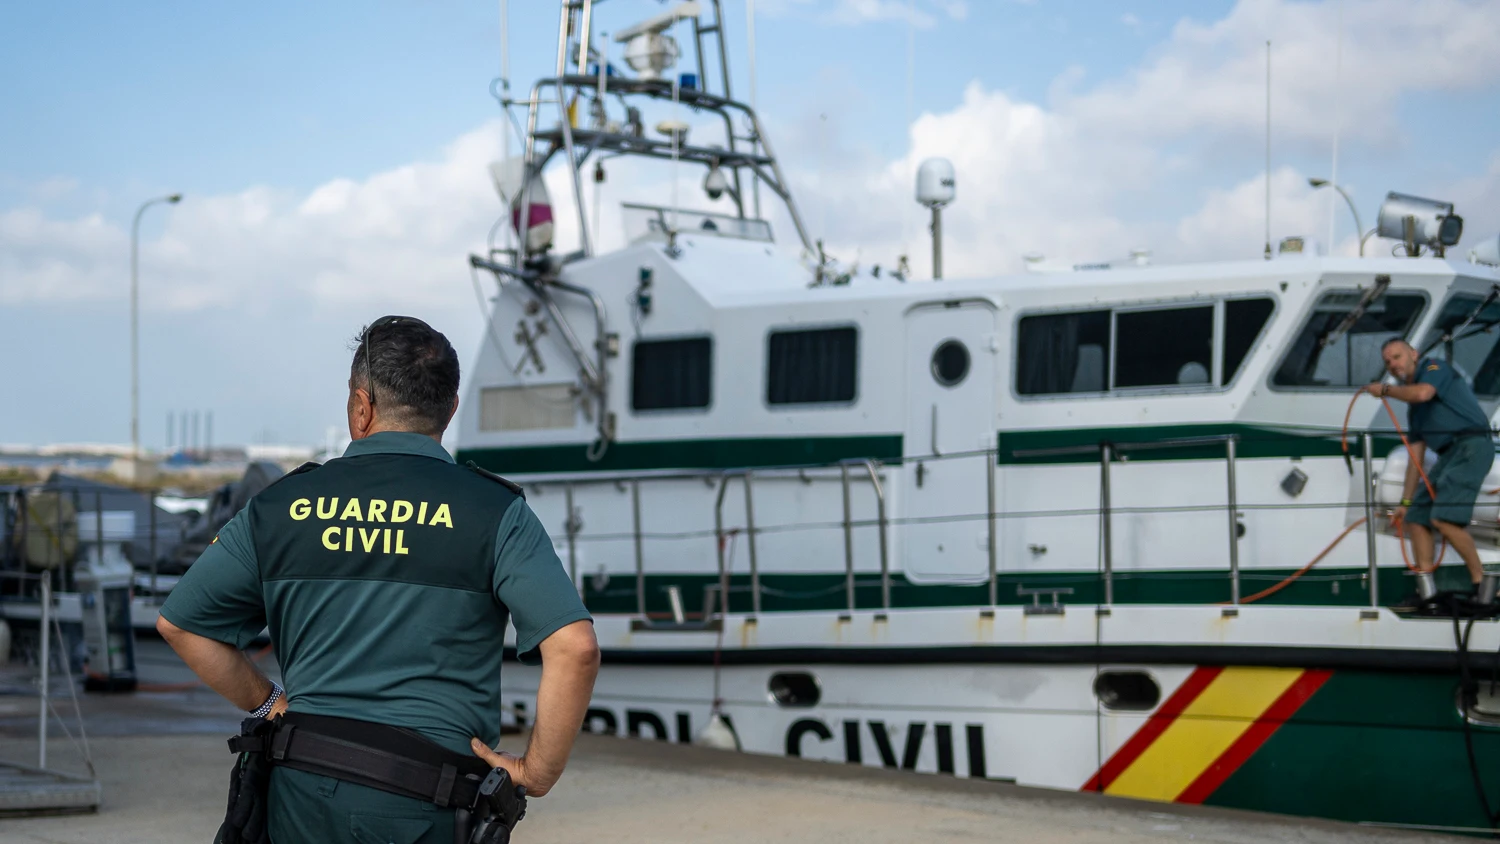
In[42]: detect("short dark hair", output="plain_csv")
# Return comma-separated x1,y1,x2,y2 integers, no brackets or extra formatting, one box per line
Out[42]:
350,317,461,435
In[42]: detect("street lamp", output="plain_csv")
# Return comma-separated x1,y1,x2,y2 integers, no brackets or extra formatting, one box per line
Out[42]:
131,193,182,461
1308,178,1366,256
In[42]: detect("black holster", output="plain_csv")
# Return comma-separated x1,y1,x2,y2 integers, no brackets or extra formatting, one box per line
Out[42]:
218,712,526,844
215,717,277,844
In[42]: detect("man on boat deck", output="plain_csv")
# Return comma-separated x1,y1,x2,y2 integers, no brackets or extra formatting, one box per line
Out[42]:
1370,339,1495,606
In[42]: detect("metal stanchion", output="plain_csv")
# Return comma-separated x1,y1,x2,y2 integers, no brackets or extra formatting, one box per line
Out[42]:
631,480,644,618
840,463,854,617
1362,432,1380,615
38,573,51,769
862,460,890,611
744,472,760,617
1225,436,1241,612
1099,443,1113,610
987,449,998,608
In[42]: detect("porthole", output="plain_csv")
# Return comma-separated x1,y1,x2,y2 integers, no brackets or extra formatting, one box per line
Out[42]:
931,340,970,387
769,672,821,708
1094,671,1160,711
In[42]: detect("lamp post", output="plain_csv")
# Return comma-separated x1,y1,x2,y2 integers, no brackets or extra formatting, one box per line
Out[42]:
1308,178,1365,256
131,193,182,461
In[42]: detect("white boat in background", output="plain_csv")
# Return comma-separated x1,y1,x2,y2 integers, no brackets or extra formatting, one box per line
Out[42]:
462,1,1500,832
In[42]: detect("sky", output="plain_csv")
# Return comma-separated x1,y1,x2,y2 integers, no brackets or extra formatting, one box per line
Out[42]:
3,0,1500,449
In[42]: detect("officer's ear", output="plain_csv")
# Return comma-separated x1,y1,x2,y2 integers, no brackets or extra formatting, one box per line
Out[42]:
444,395,460,428
348,384,376,439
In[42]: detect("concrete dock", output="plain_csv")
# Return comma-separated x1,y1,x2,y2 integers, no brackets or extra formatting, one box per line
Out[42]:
0,640,1469,843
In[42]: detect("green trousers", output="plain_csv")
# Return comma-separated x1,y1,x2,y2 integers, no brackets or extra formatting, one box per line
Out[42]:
269,767,456,844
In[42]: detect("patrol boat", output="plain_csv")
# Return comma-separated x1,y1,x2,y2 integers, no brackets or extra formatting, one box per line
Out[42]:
462,1,1500,832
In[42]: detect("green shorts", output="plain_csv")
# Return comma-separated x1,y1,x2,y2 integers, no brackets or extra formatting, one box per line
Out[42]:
1405,435,1496,528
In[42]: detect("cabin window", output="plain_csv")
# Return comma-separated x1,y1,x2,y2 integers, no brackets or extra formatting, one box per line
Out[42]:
1016,310,1110,395
1114,306,1214,388
1419,294,1500,398
479,385,575,431
1272,290,1427,389
631,337,713,411
767,327,858,405
1223,297,1276,384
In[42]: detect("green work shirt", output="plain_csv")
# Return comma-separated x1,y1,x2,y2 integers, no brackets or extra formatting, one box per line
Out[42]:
160,431,591,754
1408,357,1493,452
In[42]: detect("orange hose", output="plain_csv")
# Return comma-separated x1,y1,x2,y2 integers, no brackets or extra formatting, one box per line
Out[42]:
1341,388,1449,572
1234,517,1366,605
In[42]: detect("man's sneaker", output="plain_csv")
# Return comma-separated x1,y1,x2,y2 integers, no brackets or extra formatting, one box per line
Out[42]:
1390,592,1427,614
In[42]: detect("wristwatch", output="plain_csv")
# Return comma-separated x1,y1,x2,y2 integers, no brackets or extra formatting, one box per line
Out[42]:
250,682,284,718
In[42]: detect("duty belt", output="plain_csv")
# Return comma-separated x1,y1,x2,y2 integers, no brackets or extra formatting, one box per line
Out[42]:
227,711,490,809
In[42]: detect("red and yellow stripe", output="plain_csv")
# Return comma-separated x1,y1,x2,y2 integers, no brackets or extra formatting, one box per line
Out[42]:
1083,666,1330,803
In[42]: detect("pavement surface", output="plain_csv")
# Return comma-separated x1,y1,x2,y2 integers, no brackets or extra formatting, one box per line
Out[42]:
0,639,1473,843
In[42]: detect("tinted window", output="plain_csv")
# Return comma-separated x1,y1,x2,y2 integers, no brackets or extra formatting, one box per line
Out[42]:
1273,291,1426,388
1223,298,1276,384
1115,306,1213,388
1016,310,1110,395
631,337,712,411
767,327,858,405
1419,294,1500,398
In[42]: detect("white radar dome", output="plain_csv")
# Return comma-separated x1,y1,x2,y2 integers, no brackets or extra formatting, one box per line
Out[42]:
916,158,955,208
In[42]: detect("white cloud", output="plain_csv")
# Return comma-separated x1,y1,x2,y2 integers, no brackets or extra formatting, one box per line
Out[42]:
1068,0,1500,147
759,0,967,28
6,0,1500,318
0,123,511,310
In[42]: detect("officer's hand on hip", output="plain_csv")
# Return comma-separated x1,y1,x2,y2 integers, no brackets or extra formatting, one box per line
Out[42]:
470,738,530,793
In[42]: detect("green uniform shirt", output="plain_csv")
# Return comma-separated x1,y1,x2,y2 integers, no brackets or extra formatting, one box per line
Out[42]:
1408,357,1493,452
160,431,591,755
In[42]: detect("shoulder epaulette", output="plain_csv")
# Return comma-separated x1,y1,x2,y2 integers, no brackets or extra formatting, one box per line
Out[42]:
260,461,323,492
465,461,525,498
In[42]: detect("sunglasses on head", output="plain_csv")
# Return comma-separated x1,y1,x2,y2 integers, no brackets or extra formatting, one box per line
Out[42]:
361,315,433,407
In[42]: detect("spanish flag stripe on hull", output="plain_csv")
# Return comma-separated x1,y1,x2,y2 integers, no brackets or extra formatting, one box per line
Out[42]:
1081,666,1222,792
1084,667,1330,803
1175,668,1332,804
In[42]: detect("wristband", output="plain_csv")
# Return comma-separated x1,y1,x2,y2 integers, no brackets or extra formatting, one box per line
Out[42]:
250,682,284,718
1400,498,1413,507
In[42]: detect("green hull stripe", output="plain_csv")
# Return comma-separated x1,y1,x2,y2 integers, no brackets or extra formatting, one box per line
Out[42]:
458,426,1407,473
458,435,901,474
1206,670,1500,829
997,423,1403,465
578,565,1474,616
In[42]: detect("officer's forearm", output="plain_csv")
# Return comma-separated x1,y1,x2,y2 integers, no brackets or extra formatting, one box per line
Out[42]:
523,621,600,797
1387,382,1436,404
157,617,273,711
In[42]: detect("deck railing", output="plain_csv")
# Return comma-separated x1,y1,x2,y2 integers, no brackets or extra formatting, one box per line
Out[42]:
521,429,1426,624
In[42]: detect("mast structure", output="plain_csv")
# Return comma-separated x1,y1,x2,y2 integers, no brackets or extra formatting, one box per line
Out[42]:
513,0,813,269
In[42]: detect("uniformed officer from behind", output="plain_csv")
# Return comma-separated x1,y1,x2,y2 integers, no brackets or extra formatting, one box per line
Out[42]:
158,316,599,843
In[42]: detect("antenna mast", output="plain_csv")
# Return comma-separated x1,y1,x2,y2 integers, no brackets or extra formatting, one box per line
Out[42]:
1263,39,1272,260
1328,0,1343,250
